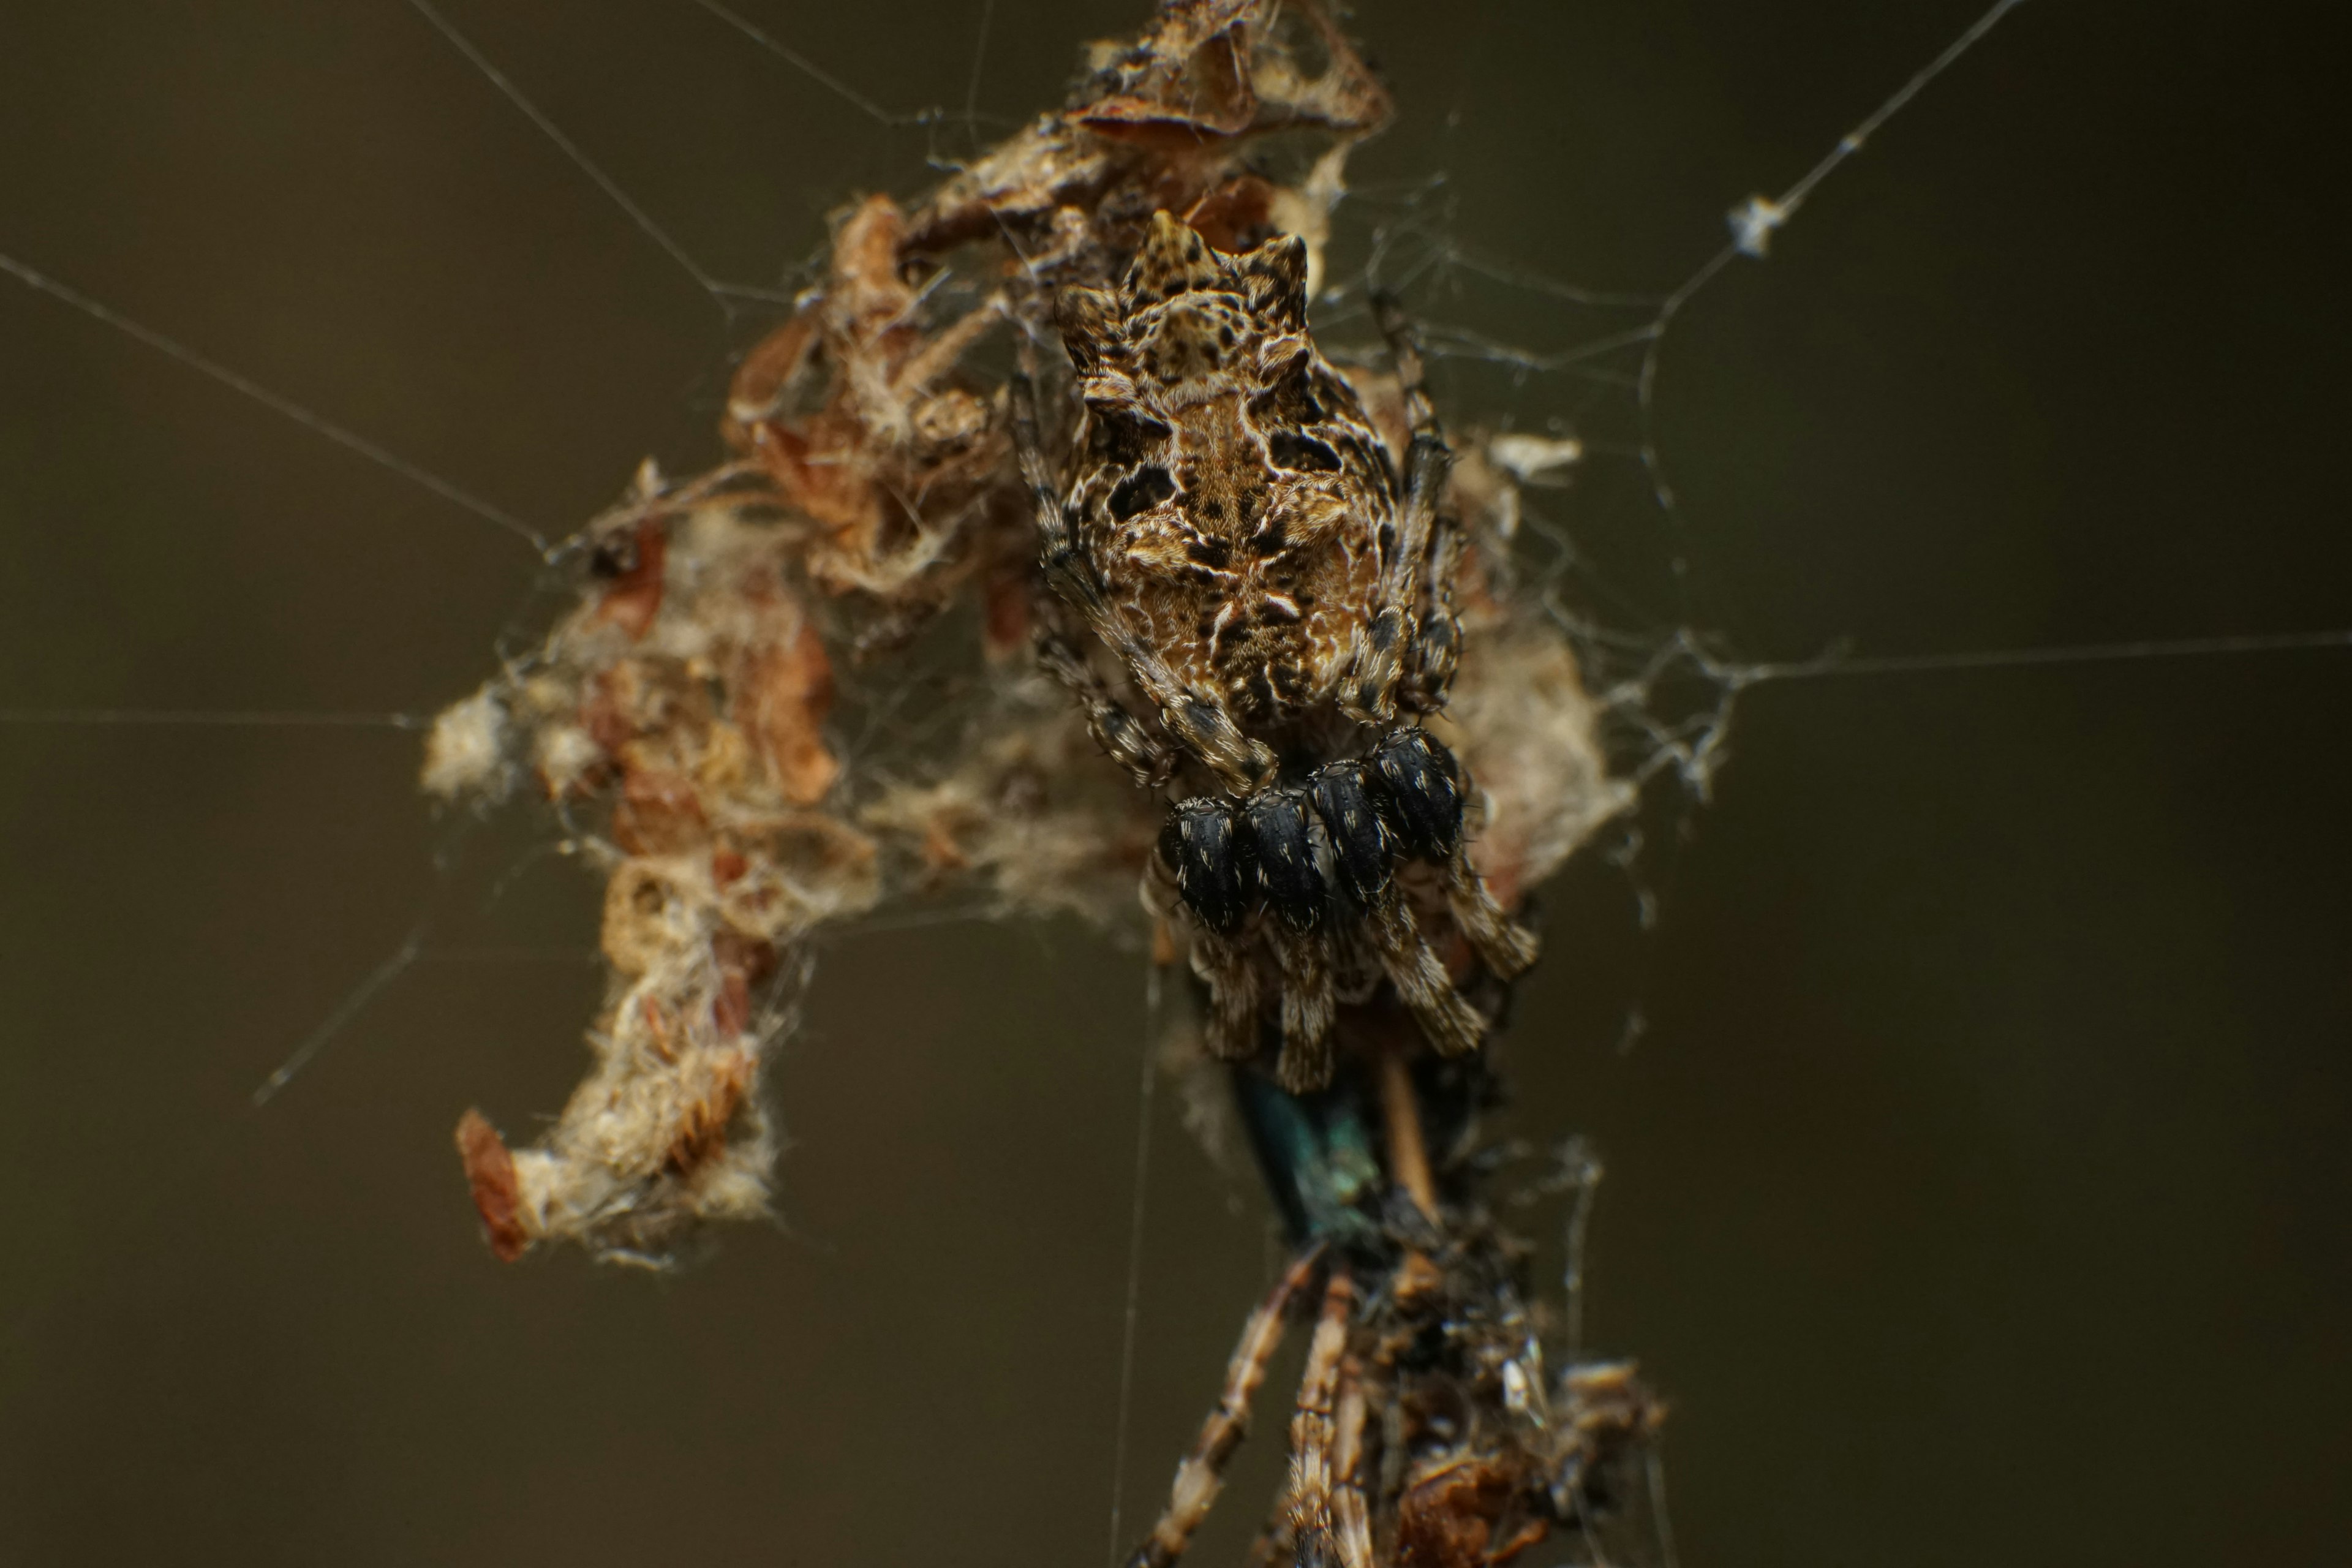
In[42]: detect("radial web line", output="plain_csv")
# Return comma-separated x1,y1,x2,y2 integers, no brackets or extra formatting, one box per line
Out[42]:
0,708,426,730
1734,0,2036,255
252,922,430,1106
1637,0,2037,529
404,0,791,314
0,251,548,556
964,0,995,141
1105,961,1163,1567
688,0,911,127
1751,626,2352,685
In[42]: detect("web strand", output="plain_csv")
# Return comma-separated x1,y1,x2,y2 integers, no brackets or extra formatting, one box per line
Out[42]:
0,250,549,556
1105,960,1163,1567
1731,0,2037,258
688,0,916,128
1749,627,2352,685
404,0,793,316
252,922,430,1106
963,0,995,148
0,707,425,730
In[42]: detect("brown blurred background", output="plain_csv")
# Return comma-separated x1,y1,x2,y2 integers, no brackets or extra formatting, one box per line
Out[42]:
2,2,2346,1564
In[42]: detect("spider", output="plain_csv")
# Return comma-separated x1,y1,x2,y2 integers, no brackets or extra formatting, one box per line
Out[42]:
1011,210,1536,1093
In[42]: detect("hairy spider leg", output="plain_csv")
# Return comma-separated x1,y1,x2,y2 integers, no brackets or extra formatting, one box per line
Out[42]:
1352,298,1537,993
1267,925,1339,1090
1407,508,1466,713
1144,832,1262,1063
1283,1267,1357,1568
1336,292,1451,726
1446,840,1540,981
1033,609,1175,785
1128,1250,1325,1568
1373,727,1539,984
1331,1359,1376,1568
1364,879,1485,1058
1197,928,1266,1063
1371,292,1545,989
1313,754,1485,1058
1250,786,1339,1090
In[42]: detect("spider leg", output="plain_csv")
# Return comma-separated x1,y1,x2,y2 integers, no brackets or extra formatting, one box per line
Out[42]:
1444,842,1539,981
1371,288,1449,614
1284,1268,1357,1568
1128,1251,1325,1568
1034,616,1174,786
1251,1495,1308,1568
1364,884,1483,1058
1405,512,1465,712
1010,373,1275,794
1191,931,1264,1064
1342,293,1457,726
1313,756,1484,1059
1146,834,1262,1063
1243,1506,1297,1568
1331,1358,1376,1568
1246,787,1338,1091
1267,925,1337,1092
1369,727,1539,986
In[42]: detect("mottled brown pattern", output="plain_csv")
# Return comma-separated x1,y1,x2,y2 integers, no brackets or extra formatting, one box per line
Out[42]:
1019,209,1537,1088
1058,213,1395,736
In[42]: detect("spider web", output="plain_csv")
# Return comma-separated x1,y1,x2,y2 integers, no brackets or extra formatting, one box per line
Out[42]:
3,2,2348,1564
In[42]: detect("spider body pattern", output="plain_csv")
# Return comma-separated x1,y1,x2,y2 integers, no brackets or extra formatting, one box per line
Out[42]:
1016,211,1535,1091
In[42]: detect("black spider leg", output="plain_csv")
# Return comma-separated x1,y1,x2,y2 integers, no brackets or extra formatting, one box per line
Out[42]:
1369,728,1537,984
1367,296,1537,984
1318,300,1535,1020
1312,756,1483,1059
1009,371,1276,796
1144,801,1262,1063
1246,788,1338,1091
1154,788,1338,1086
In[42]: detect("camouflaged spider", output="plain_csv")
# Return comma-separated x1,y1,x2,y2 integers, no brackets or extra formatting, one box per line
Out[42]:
1012,211,1534,1092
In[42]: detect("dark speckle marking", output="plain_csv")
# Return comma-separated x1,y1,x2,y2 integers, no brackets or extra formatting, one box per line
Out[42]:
1091,407,1170,466
1267,431,1341,472
1109,465,1177,521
